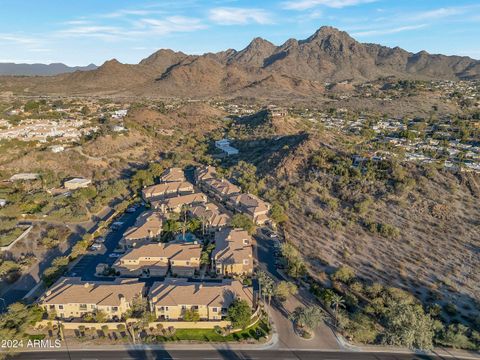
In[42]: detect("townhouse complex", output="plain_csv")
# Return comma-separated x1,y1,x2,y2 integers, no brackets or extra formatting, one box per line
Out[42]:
39,165,268,323
39,277,144,320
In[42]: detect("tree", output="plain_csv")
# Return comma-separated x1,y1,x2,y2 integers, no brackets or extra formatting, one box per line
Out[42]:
257,271,275,305
275,281,298,301
183,308,200,322
94,310,108,323
382,302,435,350
330,293,345,326
289,306,325,333
270,203,288,224
228,299,252,329
230,214,256,235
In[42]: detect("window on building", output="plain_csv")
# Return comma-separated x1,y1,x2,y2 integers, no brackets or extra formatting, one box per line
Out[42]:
212,307,218,312
79,304,87,310
112,306,118,311
243,259,249,265
58,305,63,310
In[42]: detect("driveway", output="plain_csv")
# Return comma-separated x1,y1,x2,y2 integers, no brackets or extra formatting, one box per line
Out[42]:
255,227,341,350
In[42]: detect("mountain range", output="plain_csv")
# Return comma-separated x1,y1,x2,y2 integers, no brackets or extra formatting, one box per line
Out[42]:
1,26,479,97
0,62,97,76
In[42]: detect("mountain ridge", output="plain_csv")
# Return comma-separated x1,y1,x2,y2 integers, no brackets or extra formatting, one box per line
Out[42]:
1,26,478,97
0,62,97,76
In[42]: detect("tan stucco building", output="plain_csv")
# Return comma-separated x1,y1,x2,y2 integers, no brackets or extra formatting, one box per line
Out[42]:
151,192,207,213
149,278,253,321
227,193,270,225
142,181,194,202
212,228,253,276
121,211,163,248
39,277,145,320
113,242,202,277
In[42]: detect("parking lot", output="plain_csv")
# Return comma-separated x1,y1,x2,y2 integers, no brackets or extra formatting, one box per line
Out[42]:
68,204,145,281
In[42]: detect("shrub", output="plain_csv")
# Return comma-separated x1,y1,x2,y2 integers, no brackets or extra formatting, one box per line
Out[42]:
332,266,356,284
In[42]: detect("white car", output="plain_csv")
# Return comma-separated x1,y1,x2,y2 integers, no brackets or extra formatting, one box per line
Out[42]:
108,253,121,258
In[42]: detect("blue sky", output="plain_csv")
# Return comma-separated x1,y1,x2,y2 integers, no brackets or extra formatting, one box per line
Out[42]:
0,0,479,65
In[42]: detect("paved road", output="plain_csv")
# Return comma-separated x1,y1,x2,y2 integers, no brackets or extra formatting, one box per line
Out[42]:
5,349,473,360
255,229,340,350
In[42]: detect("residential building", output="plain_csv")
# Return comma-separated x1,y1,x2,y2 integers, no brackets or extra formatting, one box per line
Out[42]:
122,211,163,248
193,165,217,184
212,228,253,276
9,173,39,181
159,167,186,183
149,278,253,321
0,199,6,207
113,242,202,277
49,145,65,153
151,192,207,213
215,139,239,156
200,178,241,202
189,203,230,232
227,193,270,225
142,181,194,202
63,177,92,190
39,277,145,320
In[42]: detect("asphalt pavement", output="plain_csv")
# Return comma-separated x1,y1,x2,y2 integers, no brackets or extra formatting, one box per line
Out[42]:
68,205,145,281
5,349,473,360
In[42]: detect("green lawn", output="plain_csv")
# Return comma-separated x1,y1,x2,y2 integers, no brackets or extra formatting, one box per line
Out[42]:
152,320,270,343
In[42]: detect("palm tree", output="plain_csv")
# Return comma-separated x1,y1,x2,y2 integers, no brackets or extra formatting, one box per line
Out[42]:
289,306,325,334
330,293,345,327
257,271,275,306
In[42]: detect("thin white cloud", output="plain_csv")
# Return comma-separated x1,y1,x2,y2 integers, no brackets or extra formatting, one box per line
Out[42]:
352,24,427,37
0,33,38,45
283,0,377,11
135,16,207,35
410,6,470,21
209,7,273,25
101,9,165,18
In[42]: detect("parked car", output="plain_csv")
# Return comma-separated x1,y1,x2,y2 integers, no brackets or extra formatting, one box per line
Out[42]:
90,243,102,250
94,237,105,243
126,207,136,213
108,253,121,258
111,222,124,230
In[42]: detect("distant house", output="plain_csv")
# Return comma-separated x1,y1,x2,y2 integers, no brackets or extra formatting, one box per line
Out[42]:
149,278,253,321
0,199,7,207
112,125,127,132
63,177,91,190
39,277,144,320
212,228,253,276
49,145,65,153
9,173,40,182
215,139,239,156
111,109,128,119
